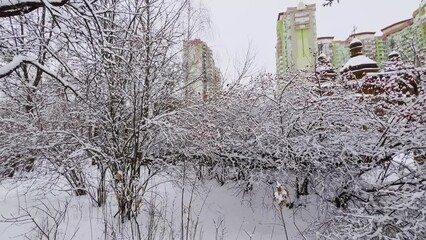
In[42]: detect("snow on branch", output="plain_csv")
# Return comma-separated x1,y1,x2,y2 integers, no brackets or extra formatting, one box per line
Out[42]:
0,0,68,17
0,55,77,95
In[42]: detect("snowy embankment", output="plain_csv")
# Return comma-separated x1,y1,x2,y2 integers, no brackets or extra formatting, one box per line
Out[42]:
0,167,314,240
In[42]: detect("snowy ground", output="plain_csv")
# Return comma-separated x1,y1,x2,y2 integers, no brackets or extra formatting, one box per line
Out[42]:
0,169,315,240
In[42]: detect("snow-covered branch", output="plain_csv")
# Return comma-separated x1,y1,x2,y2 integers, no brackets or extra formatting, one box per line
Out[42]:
0,55,77,95
0,0,68,17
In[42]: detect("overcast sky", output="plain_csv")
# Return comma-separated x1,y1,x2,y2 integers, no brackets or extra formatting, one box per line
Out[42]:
195,0,422,78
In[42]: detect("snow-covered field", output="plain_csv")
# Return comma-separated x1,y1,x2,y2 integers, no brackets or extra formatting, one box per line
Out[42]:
0,170,314,240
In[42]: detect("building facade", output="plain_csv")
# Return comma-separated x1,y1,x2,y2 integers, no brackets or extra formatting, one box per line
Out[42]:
276,2,317,75
317,1,426,68
318,36,334,60
380,5,426,66
332,40,351,69
183,39,221,101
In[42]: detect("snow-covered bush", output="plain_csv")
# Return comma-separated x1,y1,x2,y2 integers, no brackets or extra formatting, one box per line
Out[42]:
166,67,426,238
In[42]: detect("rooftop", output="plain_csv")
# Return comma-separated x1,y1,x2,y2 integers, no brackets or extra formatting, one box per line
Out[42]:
347,32,376,40
184,39,206,46
381,18,413,38
277,3,316,20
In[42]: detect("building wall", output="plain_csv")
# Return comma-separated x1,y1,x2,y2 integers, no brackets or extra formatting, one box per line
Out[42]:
357,35,376,61
183,39,221,101
318,38,334,60
383,22,417,64
317,2,426,68
276,17,288,75
375,36,389,67
382,3,424,63
276,2,317,75
410,4,426,65
331,41,350,68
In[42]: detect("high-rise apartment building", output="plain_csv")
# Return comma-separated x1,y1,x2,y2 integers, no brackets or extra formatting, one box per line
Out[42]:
183,39,221,101
317,1,426,68
379,7,425,66
276,2,317,75
331,40,350,68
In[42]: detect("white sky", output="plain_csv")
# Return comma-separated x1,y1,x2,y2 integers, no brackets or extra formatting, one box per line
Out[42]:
196,0,422,78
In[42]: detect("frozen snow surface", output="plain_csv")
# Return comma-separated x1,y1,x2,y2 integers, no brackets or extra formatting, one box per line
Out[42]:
349,38,362,46
388,51,400,57
0,171,314,240
343,55,378,69
361,153,418,185
318,53,327,59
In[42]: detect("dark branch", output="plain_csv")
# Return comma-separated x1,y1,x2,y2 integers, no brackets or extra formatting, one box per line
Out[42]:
323,0,340,7
0,0,68,17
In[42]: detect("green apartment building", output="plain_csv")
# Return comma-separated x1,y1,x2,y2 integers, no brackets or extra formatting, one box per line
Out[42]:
379,5,426,66
318,37,349,68
316,1,426,69
276,2,317,75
